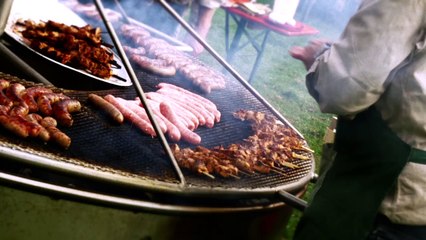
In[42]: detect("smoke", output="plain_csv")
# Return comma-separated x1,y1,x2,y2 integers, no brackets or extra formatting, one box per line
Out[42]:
296,0,362,39
112,0,188,36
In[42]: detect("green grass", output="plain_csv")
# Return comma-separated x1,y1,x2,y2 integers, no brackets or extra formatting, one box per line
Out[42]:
194,9,337,239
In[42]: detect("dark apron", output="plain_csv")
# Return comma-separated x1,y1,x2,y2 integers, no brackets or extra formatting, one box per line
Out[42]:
294,107,423,240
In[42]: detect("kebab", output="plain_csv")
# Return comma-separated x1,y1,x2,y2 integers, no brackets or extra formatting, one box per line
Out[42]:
14,19,116,79
172,110,314,178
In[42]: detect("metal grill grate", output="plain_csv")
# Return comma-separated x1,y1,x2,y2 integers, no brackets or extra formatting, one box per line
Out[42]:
0,54,314,197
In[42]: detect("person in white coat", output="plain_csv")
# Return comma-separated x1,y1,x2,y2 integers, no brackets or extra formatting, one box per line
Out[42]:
290,0,426,239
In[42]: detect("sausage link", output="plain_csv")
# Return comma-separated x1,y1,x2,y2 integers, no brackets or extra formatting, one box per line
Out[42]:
25,113,50,142
160,101,201,145
115,97,167,133
52,99,81,127
88,93,124,124
156,83,221,122
136,98,181,142
146,92,198,130
21,86,53,112
104,94,156,136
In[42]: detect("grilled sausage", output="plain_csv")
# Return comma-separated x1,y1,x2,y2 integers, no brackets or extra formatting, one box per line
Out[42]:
25,113,50,142
26,114,71,148
9,104,29,117
104,94,156,136
146,92,198,131
0,115,29,138
5,83,26,101
129,54,176,77
52,99,81,127
159,101,201,145
136,98,181,142
88,93,124,124
0,79,13,108
39,116,57,127
156,83,221,122
0,115,42,138
156,89,214,128
37,93,70,116
38,115,71,149
21,86,53,112
115,97,167,133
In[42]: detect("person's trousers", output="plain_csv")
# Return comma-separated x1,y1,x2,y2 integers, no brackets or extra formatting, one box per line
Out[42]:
367,214,426,240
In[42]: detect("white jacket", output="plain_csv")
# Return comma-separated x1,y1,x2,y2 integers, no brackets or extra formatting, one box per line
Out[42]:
308,0,426,225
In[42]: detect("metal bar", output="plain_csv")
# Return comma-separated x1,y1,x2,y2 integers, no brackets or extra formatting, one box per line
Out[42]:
278,190,307,211
0,0,13,35
0,42,52,85
158,0,304,138
112,0,131,24
0,0,52,85
93,0,186,187
0,171,288,213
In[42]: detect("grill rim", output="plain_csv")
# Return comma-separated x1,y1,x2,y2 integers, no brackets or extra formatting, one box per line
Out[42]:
0,143,314,198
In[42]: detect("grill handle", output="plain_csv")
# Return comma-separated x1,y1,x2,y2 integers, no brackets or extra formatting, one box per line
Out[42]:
277,190,307,212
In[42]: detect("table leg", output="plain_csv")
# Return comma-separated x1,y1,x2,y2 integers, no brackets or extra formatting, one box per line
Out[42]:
225,11,230,54
248,30,270,84
226,17,248,65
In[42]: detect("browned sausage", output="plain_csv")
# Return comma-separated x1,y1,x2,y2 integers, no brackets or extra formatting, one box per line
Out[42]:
47,126,71,149
9,104,29,117
88,93,124,124
5,83,26,101
25,113,50,142
38,116,71,149
0,79,13,108
0,115,29,138
52,99,81,127
39,116,57,127
129,54,176,77
0,115,42,138
37,93,70,116
21,86,53,112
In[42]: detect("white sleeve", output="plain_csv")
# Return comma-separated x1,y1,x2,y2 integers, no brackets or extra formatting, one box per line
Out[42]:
307,0,425,116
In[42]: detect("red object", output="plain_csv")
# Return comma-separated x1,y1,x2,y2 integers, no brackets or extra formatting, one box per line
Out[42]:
223,7,319,36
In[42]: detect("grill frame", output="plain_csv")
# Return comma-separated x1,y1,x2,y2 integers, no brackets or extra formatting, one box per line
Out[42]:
0,70,315,201
0,0,315,205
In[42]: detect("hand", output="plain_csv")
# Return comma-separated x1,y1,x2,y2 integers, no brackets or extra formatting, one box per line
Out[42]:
289,39,331,70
